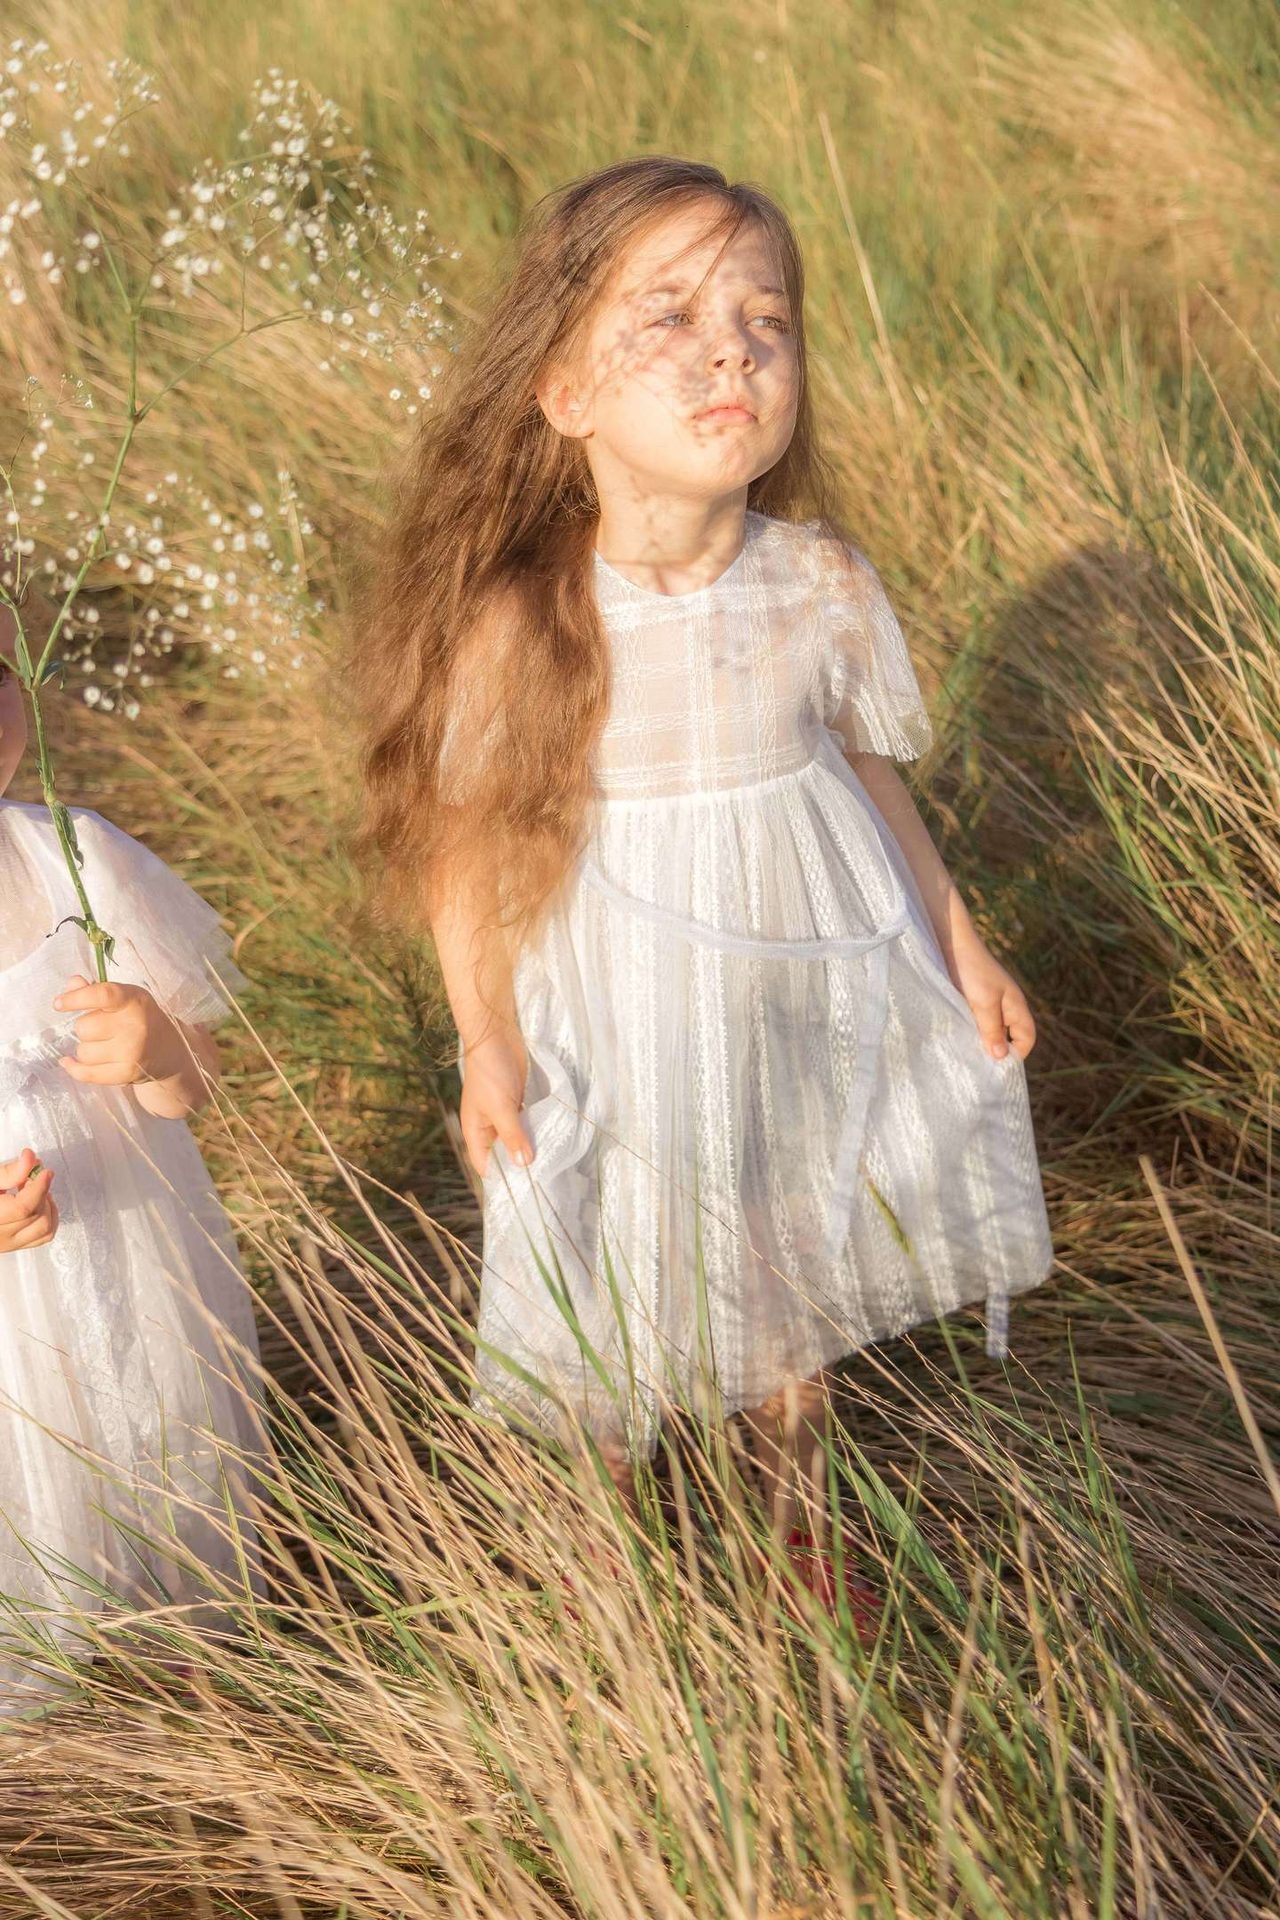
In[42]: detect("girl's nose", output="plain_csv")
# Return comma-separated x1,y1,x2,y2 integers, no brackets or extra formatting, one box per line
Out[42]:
709,338,755,372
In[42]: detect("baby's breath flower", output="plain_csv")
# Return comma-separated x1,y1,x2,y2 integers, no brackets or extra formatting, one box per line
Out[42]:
2,47,447,732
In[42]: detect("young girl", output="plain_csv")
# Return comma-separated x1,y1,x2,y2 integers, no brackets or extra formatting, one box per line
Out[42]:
0,619,267,1714
354,156,1055,1614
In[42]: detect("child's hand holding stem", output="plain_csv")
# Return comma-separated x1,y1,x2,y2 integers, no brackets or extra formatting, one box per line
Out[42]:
52,974,223,1120
0,1148,58,1252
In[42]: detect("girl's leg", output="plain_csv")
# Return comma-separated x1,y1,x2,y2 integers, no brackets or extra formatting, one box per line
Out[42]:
597,1432,640,1521
738,1364,834,1543
738,1366,881,1643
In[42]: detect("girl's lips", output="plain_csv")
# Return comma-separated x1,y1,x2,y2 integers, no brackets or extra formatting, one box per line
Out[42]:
697,406,756,423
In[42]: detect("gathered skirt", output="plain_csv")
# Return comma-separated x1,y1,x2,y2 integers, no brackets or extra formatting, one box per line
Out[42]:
0,990,268,1716
464,732,1054,1458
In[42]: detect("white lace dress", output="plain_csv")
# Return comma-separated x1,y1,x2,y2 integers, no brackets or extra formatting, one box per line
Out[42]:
0,799,267,1715
461,511,1055,1457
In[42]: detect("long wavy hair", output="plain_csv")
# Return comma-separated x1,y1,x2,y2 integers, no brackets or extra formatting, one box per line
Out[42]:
349,155,846,1027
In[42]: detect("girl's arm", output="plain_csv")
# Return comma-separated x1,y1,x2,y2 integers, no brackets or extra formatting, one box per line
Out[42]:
847,750,1036,1060
847,751,979,972
131,1018,223,1119
429,862,538,1175
427,864,521,1058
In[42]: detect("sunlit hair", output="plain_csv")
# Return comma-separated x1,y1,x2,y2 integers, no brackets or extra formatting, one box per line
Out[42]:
348,154,846,1027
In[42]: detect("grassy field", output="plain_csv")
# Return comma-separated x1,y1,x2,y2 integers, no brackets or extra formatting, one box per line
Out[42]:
0,0,1277,1913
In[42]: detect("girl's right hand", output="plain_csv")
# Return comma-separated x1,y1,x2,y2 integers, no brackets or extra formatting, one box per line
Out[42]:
0,1148,59,1252
459,1032,535,1179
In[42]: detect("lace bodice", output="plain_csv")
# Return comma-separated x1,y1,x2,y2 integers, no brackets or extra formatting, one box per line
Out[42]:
589,511,933,799
437,512,934,808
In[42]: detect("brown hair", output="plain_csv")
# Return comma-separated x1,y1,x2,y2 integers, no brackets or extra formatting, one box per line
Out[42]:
349,155,845,1025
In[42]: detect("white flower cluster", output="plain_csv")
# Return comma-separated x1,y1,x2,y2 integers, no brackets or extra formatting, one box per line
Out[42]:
0,46,461,720
150,67,454,403
0,41,159,298
2,390,323,713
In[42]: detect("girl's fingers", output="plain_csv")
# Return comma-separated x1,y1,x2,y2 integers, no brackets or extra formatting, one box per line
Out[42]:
61,1009,119,1044
53,976,121,1013
0,1148,38,1190
62,1036,126,1065
463,1125,494,1180
467,1116,533,1177
5,1203,58,1250
974,977,1037,1061
58,1056,134,1085
497,1116,533,1167
1,1189,57,1247
0,1166,53,1221
972,993,1009,1060
1002,988,1036,1059
11,1205,57,1251
1007,1016,1035,1058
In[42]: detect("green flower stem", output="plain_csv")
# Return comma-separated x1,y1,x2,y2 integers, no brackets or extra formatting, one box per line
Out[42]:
3,290,143,984
4,600,113,983
6,263,285,978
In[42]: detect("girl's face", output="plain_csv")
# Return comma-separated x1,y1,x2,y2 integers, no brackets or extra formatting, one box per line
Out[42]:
0,642,26,797
546,201,800,503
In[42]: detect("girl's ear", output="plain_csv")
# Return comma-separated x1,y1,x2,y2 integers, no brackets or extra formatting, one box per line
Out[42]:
536,366,592,440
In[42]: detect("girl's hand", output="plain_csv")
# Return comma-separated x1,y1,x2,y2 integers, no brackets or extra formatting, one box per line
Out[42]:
0,1148,59,1253
52,973,188,1087
460,1031,536,1178
946,928,1037,1062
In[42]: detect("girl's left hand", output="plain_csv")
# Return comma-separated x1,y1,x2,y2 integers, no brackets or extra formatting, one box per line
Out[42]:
946,933,1037,1062
52,974,185,1086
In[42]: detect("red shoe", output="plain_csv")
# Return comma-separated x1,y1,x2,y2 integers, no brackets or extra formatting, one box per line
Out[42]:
784,1521,880,1646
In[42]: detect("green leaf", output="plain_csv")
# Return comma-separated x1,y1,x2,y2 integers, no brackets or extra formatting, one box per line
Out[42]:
56,915,116,973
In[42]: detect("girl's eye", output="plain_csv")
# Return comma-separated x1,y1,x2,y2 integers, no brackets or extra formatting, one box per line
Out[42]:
650,311,791,331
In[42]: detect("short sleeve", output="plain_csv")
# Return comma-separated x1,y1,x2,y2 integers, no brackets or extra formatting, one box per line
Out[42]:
72,809,248,1029
810,527,934,761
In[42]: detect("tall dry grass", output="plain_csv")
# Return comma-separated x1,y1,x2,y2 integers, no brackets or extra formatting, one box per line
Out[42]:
0,0,1276,1914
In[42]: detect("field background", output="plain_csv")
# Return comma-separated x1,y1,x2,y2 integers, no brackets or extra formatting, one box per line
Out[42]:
0,0,1277,1914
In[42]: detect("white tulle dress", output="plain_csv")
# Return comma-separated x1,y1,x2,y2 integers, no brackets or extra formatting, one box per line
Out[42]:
0,799,267,1716
461,512,1055,1457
